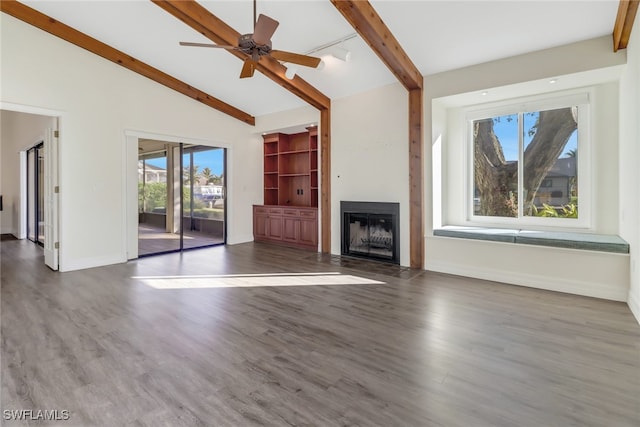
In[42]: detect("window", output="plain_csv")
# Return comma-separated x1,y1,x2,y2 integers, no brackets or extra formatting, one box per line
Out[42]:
468,93,589,227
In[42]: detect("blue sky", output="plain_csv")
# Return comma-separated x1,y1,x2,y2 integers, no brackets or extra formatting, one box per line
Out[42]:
145,148,224,176
493,112,577,161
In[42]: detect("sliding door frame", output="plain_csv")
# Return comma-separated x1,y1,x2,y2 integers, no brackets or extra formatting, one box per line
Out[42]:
129,130,231,260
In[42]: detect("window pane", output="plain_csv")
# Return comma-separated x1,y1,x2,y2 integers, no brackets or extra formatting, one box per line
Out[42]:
473,114,519,217
141,157,167,214
37,146,45,244
523,107,578,218
27,149,35,241
191,148,224,220
182,151,192,219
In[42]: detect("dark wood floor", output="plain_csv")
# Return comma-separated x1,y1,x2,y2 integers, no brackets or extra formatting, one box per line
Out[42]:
2,239,639,426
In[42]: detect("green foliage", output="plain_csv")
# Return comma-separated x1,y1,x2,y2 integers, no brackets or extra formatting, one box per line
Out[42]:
183,165,199,185
201,167,214,184
533,203,578,218
139,182,224,218
139,182,167,212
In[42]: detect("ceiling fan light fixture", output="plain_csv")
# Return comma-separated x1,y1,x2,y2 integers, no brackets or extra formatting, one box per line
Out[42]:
331,47,351,62
285,65,298,80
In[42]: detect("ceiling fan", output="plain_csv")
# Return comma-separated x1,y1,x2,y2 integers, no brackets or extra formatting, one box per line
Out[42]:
179,0,321,79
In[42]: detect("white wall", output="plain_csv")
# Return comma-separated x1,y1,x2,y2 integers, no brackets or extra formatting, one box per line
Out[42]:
332,83,410,266
255,105,320,135
619,26,640,322
0,110,56,236
1,15,260,271
425,36,630,301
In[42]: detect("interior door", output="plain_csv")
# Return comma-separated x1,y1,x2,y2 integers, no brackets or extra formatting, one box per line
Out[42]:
43,127,59,270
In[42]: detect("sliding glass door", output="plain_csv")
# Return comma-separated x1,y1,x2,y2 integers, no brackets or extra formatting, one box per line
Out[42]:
138,143,181,256
137,140,226,257
26,143,44,246
182,145,226,250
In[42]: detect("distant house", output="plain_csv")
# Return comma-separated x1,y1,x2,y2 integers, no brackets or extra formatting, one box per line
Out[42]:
533,157,577,207
138,161,167,183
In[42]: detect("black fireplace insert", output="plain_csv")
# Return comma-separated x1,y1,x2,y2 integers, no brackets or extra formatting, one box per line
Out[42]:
341,201,400,264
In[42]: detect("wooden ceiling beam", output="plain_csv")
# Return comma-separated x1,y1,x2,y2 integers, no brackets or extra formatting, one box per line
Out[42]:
331,0,424,268
613,0,639,51
152,0,330,111
330,0,422,91
0,0,255,125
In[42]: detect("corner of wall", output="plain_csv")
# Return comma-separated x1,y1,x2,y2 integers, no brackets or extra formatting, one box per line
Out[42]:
628,289,640,325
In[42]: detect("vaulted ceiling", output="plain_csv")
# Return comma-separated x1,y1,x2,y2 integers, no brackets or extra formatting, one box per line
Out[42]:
9,1,627,118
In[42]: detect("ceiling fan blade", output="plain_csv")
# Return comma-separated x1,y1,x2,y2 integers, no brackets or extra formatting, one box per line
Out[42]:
180,41,237,49
240,59,257,79
271,50,321,68
253,14,279,45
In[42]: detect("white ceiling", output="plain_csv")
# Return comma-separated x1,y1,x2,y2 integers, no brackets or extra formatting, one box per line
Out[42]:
20,1,620,118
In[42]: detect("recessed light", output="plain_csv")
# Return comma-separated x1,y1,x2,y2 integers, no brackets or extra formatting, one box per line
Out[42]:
481,91,488,96
549,79,558,84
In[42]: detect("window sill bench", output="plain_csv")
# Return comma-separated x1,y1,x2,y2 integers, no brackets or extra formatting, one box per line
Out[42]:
433,226,629,254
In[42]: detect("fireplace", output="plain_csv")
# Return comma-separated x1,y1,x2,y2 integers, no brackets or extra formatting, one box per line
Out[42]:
341,201,400,264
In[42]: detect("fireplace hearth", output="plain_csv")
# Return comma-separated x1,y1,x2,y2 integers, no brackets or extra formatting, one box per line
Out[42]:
341,201,400,264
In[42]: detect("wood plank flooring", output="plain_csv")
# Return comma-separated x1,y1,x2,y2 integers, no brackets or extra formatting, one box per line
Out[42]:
2,239,639,426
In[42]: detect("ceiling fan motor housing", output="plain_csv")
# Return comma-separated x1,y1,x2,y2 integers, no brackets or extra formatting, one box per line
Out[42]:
239,33,272,56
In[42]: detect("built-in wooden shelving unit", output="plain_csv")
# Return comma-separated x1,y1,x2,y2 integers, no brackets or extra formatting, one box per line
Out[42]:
255,127,318,250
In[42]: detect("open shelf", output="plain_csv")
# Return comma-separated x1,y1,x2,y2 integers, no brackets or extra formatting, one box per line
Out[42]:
264,143,279,156
279,132,308,152
264,173,278,188
280,149,310,155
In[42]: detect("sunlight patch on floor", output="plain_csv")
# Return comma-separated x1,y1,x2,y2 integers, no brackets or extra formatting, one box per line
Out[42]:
132,272,385,289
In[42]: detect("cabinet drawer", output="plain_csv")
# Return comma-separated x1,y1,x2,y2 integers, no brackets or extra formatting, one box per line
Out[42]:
254,206,269,214
268,208,283,215
282,208,299,217
298,209,317,219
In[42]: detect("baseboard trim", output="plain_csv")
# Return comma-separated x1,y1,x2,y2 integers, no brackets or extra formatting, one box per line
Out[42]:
227,234,254,245
427,260,627,302
628,290,640,325
60,254,126,272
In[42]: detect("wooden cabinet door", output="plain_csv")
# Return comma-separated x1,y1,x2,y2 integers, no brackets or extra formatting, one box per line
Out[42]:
254,214,268,240
299,218,318,247
267,216,283,240
282,217,300,243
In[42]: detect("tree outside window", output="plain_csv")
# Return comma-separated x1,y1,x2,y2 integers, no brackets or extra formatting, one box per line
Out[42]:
473,106,579,220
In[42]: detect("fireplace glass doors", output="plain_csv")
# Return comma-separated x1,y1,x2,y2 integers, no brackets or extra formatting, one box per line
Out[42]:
346,213,394,260
341,201,400,264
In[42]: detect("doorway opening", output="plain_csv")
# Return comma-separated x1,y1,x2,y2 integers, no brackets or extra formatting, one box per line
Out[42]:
137,139,226,256
2,107,60,270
